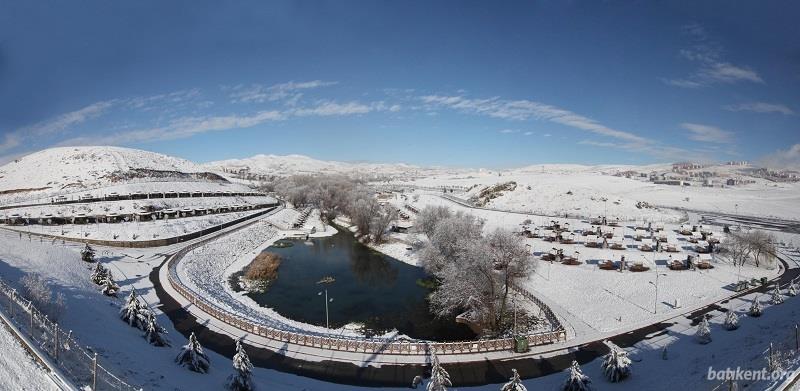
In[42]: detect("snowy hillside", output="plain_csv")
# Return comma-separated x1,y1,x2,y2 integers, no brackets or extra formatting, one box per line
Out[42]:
0,146,226,198
205,153,450,179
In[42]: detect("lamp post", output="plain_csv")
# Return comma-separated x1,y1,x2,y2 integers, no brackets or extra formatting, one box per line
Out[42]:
649,272,668,314
317,289,332,329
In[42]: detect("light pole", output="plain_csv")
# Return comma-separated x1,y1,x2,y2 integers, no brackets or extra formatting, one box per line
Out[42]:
649,272,668,314
317,289,332,329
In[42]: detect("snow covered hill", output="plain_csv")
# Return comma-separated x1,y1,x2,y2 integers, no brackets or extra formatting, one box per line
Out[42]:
0,146,226,198
204,153,447,179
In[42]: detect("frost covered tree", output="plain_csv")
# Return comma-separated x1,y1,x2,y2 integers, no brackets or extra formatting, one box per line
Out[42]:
501,368,527,391
20,273,66,320
415,205,452,238
144,312,169,347
562,361,591,391
176,332,210,373
90,263,108,285
695,316,712,344
120,290,144,328
81,244,96,263
371,205,398,243
427,351,452,391
226,339,254,391
724,309,739,331
100,271,119,297
749,296,763,317
601,343,631,382
771,284,784,305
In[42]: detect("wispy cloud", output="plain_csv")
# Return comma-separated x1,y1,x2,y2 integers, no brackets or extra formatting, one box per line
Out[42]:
724,102,795,115
681,123,735,143
759,144,800,170
664,23,763,88
228,80,337,104
0,100,116,153
420,95,648,144
499,129,519,134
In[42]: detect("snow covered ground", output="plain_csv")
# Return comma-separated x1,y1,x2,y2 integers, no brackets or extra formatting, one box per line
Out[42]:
0,319,58,390
391,164,800,221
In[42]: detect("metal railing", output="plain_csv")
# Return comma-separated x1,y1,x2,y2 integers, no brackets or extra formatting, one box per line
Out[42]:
166,229,567,356
0,278,140,391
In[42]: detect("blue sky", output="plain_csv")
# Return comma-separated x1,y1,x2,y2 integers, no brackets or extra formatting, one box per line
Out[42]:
1,1,799,168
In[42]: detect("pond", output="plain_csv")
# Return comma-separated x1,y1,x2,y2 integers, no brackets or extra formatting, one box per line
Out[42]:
232,226,475,342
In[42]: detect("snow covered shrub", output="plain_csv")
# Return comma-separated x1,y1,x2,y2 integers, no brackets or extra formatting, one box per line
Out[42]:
562,361,591,391
749,297,763,317
771,284,784,305
120,290,145,328
601,343,631,382
81,244,96,263
176,332,210,373
20,273,51,310
90,263,108,285
100,271,119,297
226,339,254,391
695,316,712,344
427,351,452,391
789,280,798,297
502,368,527,391
723,309,739,330
144,312,169,347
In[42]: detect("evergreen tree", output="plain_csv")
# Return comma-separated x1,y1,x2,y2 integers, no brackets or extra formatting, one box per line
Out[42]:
81,244,96,263
723,309,739,331
226,339,254,391
789,280,798,297
695,316,712,344
562,361,591,391
100,271,119,297
427,351,452,391
90,263,108,285
120,290,144,328
176,332,210,373
501,368,527,391
144,312,169,347
771,284,784,305
749,296,763,317
601,343,631,383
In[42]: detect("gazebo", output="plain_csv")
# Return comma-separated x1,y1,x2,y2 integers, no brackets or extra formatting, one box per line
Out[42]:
697,254,714,269
694,241,711,253
639,238,655,252
610,238,626,250
679,224,693,235
657,231,669,242
584,234,599,248
664,241,680,252
559,232,576,244
689,232,703,243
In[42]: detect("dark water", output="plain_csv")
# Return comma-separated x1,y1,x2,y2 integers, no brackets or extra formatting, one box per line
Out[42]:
235,226,475,341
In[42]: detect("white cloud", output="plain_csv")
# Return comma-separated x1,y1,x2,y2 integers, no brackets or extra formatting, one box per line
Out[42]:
420,95,648,144
292,101,373,116
681,123,734,143
523,131,533,136
759,144,800,170
665,24,762,88
27,101,115,136
724,102,795,115
228,80,337,104
500,129,519,134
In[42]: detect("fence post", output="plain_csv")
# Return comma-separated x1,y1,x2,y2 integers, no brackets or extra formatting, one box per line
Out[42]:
29,301,33,330
796,324,798,351
92,352,98,391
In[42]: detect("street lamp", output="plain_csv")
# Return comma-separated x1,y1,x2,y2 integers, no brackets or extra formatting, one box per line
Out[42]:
317,290,333,329
649,272,668,314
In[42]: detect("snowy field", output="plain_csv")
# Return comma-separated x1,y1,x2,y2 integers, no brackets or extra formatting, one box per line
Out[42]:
0,320,58,391
392,164,800,221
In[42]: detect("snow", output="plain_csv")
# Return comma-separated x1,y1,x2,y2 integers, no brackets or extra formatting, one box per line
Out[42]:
0,319,58,390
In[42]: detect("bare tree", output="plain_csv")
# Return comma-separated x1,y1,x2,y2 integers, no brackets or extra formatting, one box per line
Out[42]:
415,205,452,238
486,228,535,325
371,205,399,243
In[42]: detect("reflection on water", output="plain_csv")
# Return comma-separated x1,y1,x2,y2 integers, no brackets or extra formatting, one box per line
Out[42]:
236,226,475,341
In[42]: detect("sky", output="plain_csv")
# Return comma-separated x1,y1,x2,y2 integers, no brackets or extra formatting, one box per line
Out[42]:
1,1,799,169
